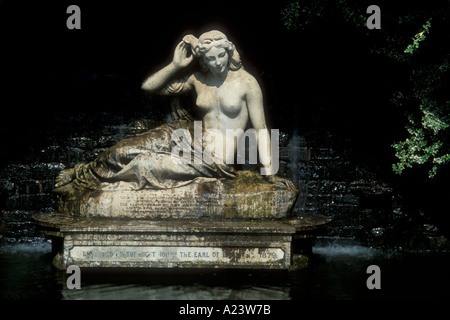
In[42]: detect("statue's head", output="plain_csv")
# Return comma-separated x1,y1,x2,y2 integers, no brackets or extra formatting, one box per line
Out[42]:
183,30,242,75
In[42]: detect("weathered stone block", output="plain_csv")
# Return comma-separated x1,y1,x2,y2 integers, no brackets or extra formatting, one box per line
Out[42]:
58,171,298,219
32,212,331,270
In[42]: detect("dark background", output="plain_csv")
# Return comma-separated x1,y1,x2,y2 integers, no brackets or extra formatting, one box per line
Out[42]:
0,0,448,238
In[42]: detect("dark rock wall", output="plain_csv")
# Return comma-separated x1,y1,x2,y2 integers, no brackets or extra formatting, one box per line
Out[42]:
0,109,161,244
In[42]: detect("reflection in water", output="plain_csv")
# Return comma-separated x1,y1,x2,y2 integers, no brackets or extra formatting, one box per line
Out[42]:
313,244,378,259
1,240,450,300
62,266,291,300
313,237,379,258
63,283,290,300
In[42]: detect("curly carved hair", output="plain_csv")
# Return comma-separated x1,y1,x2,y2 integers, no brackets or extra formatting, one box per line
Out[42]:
184,30,242,71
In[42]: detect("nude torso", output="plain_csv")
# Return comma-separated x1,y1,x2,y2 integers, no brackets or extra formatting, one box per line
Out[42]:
190,69,251,163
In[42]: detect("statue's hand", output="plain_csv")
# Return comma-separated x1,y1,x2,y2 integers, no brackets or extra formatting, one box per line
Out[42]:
265,175,297,191
172,41,193,69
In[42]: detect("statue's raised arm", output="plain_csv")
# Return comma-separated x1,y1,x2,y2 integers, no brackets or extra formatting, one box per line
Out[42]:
141,39,194,94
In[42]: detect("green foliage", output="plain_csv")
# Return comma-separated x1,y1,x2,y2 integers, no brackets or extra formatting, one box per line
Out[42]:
335,0,367,28
392,115,449,178
392,57,450,178
404,19,432,54
281,1,301,30
281,0,325,31
281,0,450,179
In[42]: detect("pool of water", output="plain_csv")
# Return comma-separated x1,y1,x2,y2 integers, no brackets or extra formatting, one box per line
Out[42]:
1,239,449,300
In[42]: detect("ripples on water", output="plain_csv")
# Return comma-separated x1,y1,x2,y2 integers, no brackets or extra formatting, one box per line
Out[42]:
313,244,378,259
62,283,290,300
1,239,449,300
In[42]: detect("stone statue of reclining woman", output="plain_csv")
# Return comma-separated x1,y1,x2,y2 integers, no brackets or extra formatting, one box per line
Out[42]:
54,30,296,194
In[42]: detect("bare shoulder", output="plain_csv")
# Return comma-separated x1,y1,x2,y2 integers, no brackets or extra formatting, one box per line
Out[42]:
236,69,261,93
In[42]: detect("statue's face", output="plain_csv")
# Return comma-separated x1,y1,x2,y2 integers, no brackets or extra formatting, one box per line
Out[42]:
203,46,229,76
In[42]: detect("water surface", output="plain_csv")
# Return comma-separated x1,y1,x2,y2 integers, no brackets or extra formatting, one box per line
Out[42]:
1,240,449,300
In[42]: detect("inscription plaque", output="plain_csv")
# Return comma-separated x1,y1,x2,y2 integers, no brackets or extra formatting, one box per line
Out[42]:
69,246,285,266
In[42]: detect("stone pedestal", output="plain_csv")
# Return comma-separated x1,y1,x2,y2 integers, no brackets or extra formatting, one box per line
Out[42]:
33,212,330,270
57,171,298,220
42,171,330,270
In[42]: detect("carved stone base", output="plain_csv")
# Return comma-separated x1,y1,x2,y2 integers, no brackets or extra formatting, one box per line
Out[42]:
33,212,330,270
58,171,299,219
